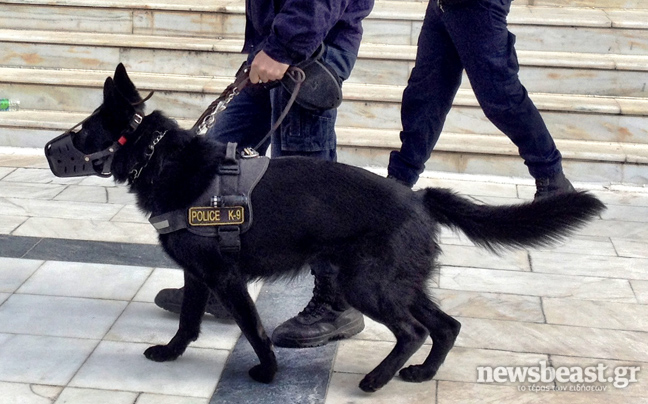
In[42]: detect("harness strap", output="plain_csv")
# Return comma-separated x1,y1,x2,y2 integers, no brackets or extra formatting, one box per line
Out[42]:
148,145,269,255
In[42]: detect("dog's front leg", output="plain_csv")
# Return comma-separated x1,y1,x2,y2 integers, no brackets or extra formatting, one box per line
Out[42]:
144,272,208,362
209,269,277,384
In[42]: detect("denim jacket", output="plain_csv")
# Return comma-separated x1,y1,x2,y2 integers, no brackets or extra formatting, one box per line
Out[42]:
243,0,374,67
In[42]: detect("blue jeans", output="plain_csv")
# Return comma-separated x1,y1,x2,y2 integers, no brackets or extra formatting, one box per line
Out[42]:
388,0,563,186
206,44,357,162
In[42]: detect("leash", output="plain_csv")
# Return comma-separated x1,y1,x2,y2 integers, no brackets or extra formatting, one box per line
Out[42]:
192,64,306,152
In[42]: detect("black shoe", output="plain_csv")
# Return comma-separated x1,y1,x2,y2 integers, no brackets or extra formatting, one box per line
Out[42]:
534,171,575,201
272,301,365,348
154,287,233,320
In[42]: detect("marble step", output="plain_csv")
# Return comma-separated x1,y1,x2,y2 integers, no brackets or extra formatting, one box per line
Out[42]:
1,29,647,97
334,128,648,185
1,110,646,185
1,66,647,145
1,2,648,54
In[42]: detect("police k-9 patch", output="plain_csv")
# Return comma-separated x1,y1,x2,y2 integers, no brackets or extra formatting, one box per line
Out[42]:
188,206,244,226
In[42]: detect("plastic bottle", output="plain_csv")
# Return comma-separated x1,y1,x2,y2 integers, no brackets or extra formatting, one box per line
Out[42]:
0,99,20,111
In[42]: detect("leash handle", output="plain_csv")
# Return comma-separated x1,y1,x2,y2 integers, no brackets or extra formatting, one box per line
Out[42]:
253,66,305,151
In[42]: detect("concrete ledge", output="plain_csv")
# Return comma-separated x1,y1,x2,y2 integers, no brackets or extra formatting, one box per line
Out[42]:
337,128,648,165
2,66,647,117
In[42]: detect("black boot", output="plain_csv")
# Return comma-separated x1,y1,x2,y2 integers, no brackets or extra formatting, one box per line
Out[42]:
154,287,233,320
534,171,575,201
272,270,365,348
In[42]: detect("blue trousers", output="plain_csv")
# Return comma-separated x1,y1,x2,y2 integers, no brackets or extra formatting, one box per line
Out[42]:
388,0,564,186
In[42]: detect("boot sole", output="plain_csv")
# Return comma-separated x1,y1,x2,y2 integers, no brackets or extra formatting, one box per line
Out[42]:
154,297,233,320
272,316,365,348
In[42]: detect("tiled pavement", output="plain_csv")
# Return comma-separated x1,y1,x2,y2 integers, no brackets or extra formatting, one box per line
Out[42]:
1,146,648,404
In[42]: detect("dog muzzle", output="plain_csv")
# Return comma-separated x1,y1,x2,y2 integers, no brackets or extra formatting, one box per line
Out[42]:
44,129,127,178
44,109,145,178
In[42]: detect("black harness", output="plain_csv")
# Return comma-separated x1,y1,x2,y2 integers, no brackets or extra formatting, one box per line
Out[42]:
148,143,269,253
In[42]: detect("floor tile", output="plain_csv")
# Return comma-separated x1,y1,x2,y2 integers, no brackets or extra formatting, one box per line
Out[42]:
0,182,65,200
0,257,43,293
107,186,139,205
17,260,153,300
325,372,436,403
0,293,9,304
435,289,545,323
0,214,27,234
0,197,122,221
137,393,209,404
438,244,530,271
612,238,648,258
0,334,98,385
0,294,126,339
111,204,150,224
53,185,108,203
0,234,40,258
69,340,227,398
631,280,648,304
576,219,648,241
534,235,617,257
0,167,14,180
455,317,648,362
105,301,242,351
0,381,61,404
530,251,648,280
133,267,184,303
437,380,648,404
2,168,81,185
54,387,138,404
12,216,158,244
543,297,648,332
601,204,648,223
439,266,635,302
23,238,177,268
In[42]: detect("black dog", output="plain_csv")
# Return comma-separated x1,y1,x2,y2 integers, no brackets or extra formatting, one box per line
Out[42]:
45,64,605,392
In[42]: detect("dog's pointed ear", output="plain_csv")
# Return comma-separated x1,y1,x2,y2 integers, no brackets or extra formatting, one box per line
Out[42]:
113,63,142,104
103,77,117,101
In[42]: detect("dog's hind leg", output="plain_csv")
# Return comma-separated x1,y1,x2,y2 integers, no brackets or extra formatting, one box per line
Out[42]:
144,272,209,362
207,260,277,384
359,318,428,392
343,281,428,392
399,293,461,383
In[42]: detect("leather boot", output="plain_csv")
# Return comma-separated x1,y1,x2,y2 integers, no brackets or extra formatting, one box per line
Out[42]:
154,287,233,319
272,270,364,348
534,171,575,200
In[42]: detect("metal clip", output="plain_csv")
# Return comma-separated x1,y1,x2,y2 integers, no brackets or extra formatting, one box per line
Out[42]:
241,147,259,158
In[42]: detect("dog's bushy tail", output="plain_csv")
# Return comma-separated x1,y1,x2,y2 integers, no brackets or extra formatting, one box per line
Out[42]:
419,188,606,252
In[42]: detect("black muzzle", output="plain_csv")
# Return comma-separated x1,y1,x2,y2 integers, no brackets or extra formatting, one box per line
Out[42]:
44,129,124,178
44,96,150,178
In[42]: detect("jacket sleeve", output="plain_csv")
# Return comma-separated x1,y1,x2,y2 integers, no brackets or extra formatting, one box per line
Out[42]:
263,0,351,65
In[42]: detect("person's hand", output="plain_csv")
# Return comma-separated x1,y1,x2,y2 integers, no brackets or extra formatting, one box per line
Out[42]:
249,51,289,84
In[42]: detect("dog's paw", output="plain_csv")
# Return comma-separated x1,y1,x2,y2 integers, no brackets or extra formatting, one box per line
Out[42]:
144,345,180,362
359,372,390,393
399,365,435,383
248,363,277,384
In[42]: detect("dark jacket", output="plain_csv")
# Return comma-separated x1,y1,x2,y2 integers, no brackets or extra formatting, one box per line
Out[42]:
244,0,374,65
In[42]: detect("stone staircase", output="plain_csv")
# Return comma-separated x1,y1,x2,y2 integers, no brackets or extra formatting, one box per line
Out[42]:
0,0,647,184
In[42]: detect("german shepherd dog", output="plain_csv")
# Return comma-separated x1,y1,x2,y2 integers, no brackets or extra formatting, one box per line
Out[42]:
45,64,605,392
